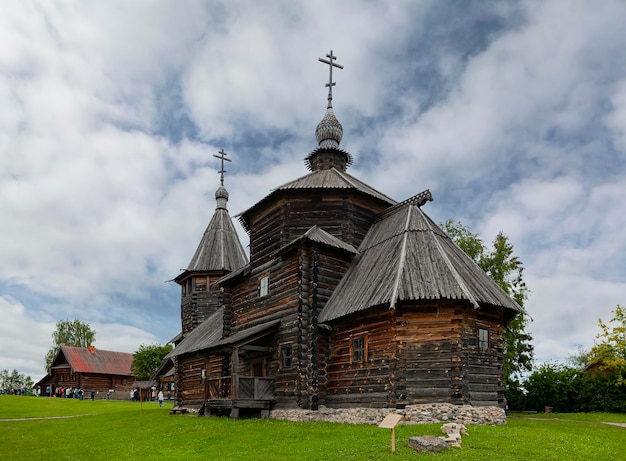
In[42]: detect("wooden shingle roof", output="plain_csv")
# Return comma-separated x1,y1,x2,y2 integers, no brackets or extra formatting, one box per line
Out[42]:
185,208,248,272
278,225,358,256
237,168,396,233
166,310,223,358
318,202,523,323
166,311,280,358
274,168,396,204
53,345,134,376
175,186,248,283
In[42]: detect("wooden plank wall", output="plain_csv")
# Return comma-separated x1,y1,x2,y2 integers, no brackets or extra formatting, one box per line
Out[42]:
230,257,299,330
248,192,387,267
324,301,505,408
47,371,133,398
176,353,206,408
325,310,397,408
460,307,505,406
397,302,463,405
396,301,505,406
220,243,354,409
181,273,224,337
314,247,354,406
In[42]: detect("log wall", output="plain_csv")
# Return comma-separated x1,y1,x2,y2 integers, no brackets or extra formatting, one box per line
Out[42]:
459,307,505,406
248,192,387,267
176,353,206,408
219,244,353,410
44,370,133,399
397,302,464,405
324,301,506,407
180,272,225,337
325,310,397,408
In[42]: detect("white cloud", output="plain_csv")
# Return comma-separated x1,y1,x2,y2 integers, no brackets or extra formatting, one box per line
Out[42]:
527,275,625,364
0,0,625,381
605,79,626,151
0,296,54,380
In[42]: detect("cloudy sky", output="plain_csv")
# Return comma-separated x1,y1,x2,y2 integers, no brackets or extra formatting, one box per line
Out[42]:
1,0,625,382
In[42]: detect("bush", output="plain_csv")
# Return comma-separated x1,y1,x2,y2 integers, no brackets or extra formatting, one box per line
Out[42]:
523,362,626,413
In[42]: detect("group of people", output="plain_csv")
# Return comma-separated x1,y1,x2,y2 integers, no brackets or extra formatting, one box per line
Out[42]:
1,387,30,395
130,388,166,407
52,386,90,400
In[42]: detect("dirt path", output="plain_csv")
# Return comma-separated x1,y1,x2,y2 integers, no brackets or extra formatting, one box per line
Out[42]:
601,422,626,428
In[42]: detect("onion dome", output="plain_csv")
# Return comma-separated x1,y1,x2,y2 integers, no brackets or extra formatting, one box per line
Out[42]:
315,108,343,149
215,185,229,210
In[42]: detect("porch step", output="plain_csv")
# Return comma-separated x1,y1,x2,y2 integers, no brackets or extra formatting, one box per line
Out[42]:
169,407,188,415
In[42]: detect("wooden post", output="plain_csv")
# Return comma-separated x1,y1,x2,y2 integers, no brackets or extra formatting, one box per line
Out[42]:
379,414,404,453
139,386,143,414
232,347,239,399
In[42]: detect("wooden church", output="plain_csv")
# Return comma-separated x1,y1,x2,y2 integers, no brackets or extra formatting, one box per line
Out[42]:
167,51,522,417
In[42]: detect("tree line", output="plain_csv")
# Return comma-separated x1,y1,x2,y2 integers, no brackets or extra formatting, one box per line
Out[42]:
510,305,626,413
443,220,625,413
0,369,33,393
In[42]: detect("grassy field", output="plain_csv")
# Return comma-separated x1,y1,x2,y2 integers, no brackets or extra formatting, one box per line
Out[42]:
1,396,625,460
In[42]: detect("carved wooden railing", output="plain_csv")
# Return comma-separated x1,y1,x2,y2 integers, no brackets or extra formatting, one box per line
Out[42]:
207,377,231,399
206,376,274,400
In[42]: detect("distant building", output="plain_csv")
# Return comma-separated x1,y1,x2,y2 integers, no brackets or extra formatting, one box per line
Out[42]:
36,345,134,399
166,51,523,418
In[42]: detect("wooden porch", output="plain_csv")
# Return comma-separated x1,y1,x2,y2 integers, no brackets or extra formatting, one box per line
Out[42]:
204,376,274,419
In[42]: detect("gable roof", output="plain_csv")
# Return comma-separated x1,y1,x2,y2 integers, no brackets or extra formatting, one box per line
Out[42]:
152,356,175,380
166,309,223,358
237,168,397,233
319,202,524,323
167,309,280,359
216,226,358,287
278,225,358,256
52,345,134,376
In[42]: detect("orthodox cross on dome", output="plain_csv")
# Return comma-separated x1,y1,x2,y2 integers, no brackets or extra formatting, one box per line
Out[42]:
213,148,232,186
319,50,343,109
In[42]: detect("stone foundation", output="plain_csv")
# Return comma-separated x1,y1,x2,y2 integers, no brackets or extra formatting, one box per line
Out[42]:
270,403,506,425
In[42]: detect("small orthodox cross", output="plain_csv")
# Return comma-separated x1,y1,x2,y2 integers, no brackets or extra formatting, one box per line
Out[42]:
213,148,232,186
319,50,343,109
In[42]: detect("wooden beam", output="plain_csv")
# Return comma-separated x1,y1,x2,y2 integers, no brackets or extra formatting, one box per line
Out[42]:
240,346,272,352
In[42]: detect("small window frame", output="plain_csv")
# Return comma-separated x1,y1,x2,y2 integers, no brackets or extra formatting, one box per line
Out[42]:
478,327,489,353
259,273,270,297
350,334,368,364
280,345,292,369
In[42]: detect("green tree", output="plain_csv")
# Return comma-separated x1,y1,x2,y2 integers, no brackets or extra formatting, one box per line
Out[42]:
588,305,626,385
524,362,580,412
131,343,173,381
0,369,8,389
0,368,32,391
44,319,96,371
441,220,534,391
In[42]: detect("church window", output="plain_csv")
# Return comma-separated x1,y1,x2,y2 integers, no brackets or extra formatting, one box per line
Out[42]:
478,328,489,353
259,274,269,297
351,335,367,363
281,345,292,368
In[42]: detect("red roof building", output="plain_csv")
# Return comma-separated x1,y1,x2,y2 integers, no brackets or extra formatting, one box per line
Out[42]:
36,345,135,399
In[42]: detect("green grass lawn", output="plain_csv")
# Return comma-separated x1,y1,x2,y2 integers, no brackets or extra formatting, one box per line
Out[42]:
1,396,625,460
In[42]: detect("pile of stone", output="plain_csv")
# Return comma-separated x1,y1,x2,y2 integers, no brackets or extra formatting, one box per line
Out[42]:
270,403,506,426
409,423,470,452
